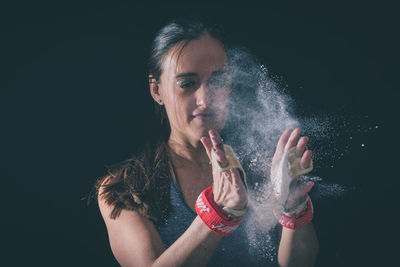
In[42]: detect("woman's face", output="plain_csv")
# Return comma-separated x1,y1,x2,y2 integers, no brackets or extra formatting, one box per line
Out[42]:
157,34,231,142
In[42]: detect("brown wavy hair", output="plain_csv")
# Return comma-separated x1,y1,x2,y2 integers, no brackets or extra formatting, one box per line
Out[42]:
95,141,171,223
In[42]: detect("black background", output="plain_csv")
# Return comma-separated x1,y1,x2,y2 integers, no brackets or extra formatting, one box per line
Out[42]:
2,1,398,266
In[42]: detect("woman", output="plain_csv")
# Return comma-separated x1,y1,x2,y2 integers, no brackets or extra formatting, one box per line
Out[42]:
96,18,318,266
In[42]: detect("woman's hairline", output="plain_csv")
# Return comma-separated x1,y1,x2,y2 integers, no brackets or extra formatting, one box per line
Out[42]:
156,31,227,84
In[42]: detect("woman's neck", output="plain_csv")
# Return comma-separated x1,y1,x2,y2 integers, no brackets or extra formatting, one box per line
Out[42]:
167,132,209,168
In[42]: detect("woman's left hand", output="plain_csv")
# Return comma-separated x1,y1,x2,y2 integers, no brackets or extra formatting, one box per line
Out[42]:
201,130,248,211
271,128,315,210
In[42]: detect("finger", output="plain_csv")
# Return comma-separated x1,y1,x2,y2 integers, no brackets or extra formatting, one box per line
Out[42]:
231,168,248,207
285,128,301,152
296,181,314,197
288,181,314,206
209,129,224,151
285,181,314,211
209,130,229,167
296,136,309,157
200,136,213,160
276,129,293,154
300,150,312,169
223,170,233,186
213,173,224,204
214,170,233,206
230,168,245,190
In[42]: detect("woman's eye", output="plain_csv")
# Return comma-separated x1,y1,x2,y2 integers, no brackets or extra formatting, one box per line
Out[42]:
178,80,196,89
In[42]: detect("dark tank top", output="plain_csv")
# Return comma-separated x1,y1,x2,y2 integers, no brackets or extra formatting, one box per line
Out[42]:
156,176,279,267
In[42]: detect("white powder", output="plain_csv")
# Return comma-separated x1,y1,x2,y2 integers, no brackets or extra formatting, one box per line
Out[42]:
221,47,347,257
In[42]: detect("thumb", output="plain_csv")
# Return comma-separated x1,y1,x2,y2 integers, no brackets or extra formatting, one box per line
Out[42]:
200,136,213,160
286,181,314,210
297,181,314,197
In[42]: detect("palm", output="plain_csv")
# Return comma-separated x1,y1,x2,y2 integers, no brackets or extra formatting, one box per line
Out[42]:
271,128,314,210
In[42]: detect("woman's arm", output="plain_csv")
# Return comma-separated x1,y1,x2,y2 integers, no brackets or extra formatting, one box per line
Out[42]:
98,195,222,267
99,129,247,267
278,223,319,267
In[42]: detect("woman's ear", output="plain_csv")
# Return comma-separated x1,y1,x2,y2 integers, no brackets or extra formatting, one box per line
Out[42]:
149,75,163,105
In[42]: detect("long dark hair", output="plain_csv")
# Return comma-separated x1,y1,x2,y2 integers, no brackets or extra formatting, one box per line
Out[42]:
95,17,228,224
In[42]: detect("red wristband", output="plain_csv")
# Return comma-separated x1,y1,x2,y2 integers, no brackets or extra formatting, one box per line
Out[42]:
195,186,242,236
274,194,314,230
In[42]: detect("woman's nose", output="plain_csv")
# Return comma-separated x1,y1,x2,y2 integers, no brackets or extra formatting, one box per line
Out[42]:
196,84,211,107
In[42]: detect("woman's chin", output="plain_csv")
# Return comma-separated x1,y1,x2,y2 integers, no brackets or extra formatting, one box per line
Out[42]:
193,124,223,139
186,118,226,141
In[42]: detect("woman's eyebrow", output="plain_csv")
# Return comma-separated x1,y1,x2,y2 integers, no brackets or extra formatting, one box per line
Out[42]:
175,72,197,79
211,70,229,76
175,70,228,79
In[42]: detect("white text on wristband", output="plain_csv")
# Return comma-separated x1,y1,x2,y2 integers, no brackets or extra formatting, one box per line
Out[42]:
274,194,314,230
195,186,242,236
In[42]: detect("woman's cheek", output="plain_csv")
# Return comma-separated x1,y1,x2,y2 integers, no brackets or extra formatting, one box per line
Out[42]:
217,91,231,111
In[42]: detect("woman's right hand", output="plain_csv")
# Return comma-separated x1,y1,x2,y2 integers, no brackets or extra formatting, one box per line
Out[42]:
200,129,248,210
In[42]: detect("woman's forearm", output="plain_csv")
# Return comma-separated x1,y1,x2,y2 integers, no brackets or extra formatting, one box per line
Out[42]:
152,216,222,267
278,223,319,267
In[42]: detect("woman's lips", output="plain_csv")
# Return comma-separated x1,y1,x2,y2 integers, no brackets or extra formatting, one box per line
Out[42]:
192,113,214,121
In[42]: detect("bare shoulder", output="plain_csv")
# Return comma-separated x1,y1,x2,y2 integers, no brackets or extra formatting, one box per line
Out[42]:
97,176,165,266
97,176,159,244
97,176,116,220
